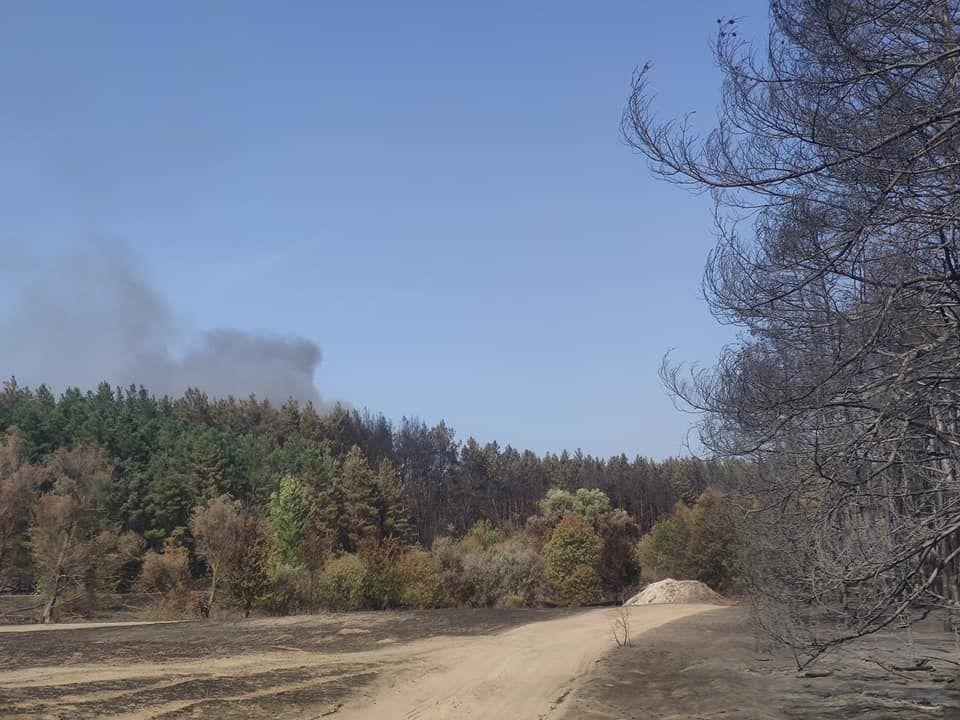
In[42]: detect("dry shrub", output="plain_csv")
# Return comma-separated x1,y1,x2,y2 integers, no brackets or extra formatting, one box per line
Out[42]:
490,540,547,607
137,539,194,617
138,540,191,594
433,533,547,607
264,563,312,615
597,510,641,597
522,515,552,550
64,530,144,620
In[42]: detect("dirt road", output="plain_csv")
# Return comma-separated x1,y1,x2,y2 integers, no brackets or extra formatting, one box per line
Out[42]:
0,619,188,634
1,604,721,719
336,604,719,719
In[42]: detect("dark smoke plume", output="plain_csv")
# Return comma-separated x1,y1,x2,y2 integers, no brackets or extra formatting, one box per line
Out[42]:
0,243,324,405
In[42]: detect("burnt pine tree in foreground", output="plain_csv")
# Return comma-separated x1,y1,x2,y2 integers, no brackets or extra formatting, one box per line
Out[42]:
625,0,960,662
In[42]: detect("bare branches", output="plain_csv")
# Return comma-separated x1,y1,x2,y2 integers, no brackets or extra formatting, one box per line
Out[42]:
608,605,631,647
630,0,960,661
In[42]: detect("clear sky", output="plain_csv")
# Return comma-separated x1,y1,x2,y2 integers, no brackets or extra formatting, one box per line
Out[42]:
0,1,767,459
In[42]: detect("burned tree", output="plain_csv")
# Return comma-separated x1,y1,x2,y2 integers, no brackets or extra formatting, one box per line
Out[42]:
189,495,241,617
190,495,268,617
0,429,38,591
30,444,137,623
625,0,960,661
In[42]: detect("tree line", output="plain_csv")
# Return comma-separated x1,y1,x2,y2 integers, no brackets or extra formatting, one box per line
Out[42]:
0,378,740,620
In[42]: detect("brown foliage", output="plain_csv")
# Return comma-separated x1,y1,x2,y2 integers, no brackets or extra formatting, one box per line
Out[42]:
0,429,39,590
190,496,270,617
29,443,127,623
189,494,241,613
137,539,195,617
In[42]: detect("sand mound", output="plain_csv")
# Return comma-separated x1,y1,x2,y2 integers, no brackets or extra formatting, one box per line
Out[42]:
623,578,722,606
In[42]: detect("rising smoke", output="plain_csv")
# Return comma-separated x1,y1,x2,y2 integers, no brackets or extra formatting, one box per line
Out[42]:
0,243,324,406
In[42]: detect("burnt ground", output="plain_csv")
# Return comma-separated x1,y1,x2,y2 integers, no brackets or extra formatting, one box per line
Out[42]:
567,606,960,719
3,605,959,719
0,608,579,720
0,606,575,672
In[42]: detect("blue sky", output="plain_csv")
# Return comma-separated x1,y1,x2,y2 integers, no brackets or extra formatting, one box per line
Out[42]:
0,1,767,459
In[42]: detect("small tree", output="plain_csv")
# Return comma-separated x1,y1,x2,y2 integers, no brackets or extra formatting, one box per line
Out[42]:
597,509,641,597
30,444,117,623
0,429,38,589
189,495,241,615
608,605,631,647
374,458,414,543
268,475,312,567
322,446,379,553
225,512,270,617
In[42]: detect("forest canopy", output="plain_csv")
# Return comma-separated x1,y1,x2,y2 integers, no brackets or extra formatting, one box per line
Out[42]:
0,378,741,620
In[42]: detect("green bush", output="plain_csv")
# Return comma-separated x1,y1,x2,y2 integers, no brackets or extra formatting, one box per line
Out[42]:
636,504,694,579
315,554,369,610
354,541,410,610
559,565,602,606
539,489,577,524
460,519,504,553
397,549,447,608
538,487,613,526
543,514,603,605
635,490,739,592
571,488,612,525
315,544,448,611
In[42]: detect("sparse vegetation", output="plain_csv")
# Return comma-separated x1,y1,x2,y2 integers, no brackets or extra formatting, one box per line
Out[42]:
609,605,630,647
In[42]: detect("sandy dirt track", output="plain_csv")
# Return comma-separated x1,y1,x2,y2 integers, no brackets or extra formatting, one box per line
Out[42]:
0,619,188,634
335,603,719,719
0,604,721,719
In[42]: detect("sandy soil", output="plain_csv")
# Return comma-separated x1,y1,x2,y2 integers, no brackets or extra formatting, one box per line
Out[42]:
0,605,718,719
0,620,187,634
335,604,717,719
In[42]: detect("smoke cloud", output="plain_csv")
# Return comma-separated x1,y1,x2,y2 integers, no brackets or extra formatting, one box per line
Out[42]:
0,243,324,406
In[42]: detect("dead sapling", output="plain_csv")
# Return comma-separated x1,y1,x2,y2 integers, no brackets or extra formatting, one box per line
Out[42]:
608,605,631,648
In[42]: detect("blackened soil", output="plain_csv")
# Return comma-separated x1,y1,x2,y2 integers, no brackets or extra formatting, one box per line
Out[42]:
567,606,960,719
0,606,576,672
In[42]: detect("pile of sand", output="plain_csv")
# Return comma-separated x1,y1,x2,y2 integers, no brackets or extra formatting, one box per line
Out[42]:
623,578,722,606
